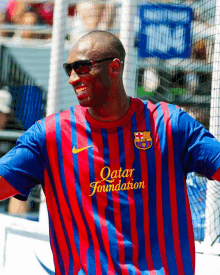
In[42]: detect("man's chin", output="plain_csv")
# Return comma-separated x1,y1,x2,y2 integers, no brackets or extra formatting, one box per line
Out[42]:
77,97,93,108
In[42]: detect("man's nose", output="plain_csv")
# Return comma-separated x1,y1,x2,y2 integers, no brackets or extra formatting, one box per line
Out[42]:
68,69,80,85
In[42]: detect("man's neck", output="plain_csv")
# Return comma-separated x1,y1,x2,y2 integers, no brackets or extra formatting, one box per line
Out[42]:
88,95,130,122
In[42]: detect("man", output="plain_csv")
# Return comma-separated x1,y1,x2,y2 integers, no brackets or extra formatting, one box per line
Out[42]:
1,30,220,274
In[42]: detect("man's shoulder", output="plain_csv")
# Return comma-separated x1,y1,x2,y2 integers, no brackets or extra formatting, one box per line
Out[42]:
133,97,180,115
42,105,86,128
59,105,86,120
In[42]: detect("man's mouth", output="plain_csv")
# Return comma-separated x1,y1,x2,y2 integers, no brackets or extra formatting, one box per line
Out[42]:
74,85,88,100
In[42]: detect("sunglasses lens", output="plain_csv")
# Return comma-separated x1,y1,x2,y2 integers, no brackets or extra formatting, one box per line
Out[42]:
74,60,91,74
75,65,90,74
64,60,92,76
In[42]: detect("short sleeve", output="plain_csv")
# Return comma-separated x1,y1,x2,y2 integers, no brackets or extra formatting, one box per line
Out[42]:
0,121,45,198
178,108,220,179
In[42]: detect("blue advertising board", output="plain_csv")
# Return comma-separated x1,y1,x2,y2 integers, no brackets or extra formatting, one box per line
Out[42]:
138,4,193,59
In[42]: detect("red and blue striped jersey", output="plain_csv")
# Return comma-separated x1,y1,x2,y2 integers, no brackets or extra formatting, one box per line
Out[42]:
1,97,220,274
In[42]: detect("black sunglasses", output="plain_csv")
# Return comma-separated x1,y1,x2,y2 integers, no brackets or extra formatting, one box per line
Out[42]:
63,57,121,76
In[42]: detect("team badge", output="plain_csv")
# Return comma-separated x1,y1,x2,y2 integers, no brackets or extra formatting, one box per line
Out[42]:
134,131,153,150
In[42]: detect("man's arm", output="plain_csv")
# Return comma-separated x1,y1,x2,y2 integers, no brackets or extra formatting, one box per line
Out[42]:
177,108,220,178
0,122,45,201
0,176,19,200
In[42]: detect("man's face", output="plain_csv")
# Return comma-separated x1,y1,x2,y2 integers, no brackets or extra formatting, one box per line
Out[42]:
67,45,112,108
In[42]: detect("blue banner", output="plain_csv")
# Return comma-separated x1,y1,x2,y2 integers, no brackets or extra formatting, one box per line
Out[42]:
138,4,193,59
11,85,45,130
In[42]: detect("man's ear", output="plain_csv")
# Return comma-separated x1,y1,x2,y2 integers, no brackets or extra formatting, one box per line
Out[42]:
108,59,122,77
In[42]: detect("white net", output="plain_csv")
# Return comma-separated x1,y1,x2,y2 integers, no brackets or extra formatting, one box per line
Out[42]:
136,0,220,245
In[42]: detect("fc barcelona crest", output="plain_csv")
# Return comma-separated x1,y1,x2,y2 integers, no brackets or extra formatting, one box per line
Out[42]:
134,131,153,150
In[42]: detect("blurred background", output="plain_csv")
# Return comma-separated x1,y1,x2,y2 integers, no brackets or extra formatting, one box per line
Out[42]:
0,0,219,273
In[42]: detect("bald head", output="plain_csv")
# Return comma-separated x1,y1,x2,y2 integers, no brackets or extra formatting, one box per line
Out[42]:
73,31,125,65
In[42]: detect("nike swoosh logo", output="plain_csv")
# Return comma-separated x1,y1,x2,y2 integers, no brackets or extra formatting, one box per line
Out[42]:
72,145,93,154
